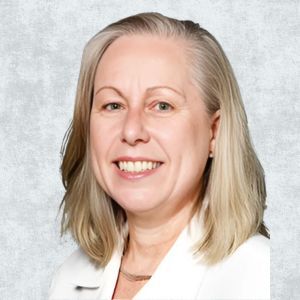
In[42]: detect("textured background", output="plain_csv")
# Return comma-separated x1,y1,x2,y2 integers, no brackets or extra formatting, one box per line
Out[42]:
0,1,299,299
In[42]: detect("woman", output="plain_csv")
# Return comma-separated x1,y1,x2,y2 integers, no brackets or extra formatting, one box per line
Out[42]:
49,12,270,300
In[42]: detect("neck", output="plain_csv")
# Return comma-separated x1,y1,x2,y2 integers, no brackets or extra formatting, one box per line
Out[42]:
121,201,197,274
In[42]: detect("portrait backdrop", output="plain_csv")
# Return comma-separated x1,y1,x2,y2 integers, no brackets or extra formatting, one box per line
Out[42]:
0,1,299,299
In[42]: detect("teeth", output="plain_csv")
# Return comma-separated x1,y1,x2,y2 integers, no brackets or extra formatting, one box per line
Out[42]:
127,161,134,172
142,161,148,170
135,161,142,172
117,161,161,172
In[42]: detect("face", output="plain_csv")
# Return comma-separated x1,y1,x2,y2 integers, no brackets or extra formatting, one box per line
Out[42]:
90,34,219,218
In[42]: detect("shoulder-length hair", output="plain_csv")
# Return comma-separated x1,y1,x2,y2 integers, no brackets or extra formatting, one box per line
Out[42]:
60,12,269,266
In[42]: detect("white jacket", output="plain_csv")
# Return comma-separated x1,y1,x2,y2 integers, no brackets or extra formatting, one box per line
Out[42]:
49,213,270,299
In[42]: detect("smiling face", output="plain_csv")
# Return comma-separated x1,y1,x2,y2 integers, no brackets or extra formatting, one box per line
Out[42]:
90,34,218,219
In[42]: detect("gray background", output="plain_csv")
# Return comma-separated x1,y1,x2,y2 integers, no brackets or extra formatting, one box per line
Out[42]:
0,0,299,299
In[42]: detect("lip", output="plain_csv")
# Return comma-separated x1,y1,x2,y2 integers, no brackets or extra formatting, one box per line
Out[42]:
113,156,163,163
112,156,164,180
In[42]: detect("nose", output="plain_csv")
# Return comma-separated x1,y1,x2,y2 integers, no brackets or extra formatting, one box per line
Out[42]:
121,108,150,146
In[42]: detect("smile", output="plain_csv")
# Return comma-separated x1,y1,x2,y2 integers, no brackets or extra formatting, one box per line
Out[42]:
116,161,162,172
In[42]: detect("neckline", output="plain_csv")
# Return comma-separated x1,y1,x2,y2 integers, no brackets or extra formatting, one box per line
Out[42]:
106,209,205,299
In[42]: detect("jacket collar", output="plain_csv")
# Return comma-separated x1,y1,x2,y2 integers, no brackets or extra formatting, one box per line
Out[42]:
67,247,106,288
133,208,208,299
68,204,207,290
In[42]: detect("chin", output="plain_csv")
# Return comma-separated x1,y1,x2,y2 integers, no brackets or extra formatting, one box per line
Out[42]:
111,193,162,215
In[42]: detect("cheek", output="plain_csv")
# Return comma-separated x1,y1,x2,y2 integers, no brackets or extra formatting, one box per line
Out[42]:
169,114,210,150
89,127,102,176
89,118,112,175
189,106,211,144
89,119,113,193
90,121,102,157
181,115,211,171
90,117,115,153
192,121,211,152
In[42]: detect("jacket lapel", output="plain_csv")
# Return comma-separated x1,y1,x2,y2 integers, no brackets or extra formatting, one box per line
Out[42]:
67,247,104,288
67,246,122,299
133,210,208,299
67,209,207,299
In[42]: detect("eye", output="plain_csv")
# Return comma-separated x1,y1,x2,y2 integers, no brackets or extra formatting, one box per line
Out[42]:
153,102,173,112
103,102,123,111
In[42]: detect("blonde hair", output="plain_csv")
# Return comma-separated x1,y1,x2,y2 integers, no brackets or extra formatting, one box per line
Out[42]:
60,12,269,266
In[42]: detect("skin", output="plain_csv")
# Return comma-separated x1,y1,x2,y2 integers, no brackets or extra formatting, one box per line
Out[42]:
90,34,220,299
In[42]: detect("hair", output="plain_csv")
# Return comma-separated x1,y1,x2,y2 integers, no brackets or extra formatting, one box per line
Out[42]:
60,12,269,266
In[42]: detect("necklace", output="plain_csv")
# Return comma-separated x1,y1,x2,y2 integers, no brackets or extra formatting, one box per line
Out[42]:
119,267,152,282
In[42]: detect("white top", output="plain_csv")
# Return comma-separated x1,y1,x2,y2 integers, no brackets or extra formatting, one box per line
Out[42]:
49,212,270,299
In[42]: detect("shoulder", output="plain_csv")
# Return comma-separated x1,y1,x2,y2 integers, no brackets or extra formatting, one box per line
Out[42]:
220,233,270,279
49,247,104,299
230,234,269,277
52,247,92,283
231,233,270,262
56,247,91,276
199,234,270,299
226,234,270,298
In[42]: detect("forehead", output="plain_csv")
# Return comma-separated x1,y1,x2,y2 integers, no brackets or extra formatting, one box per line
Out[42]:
94,34,189,91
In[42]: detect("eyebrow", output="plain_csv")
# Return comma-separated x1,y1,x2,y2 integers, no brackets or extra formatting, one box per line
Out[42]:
94,85,184,98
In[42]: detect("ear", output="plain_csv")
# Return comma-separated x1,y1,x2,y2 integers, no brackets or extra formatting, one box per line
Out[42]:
209,110,220,156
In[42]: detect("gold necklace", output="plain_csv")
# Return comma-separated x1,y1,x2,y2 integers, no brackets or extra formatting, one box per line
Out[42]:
119,267,152,282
